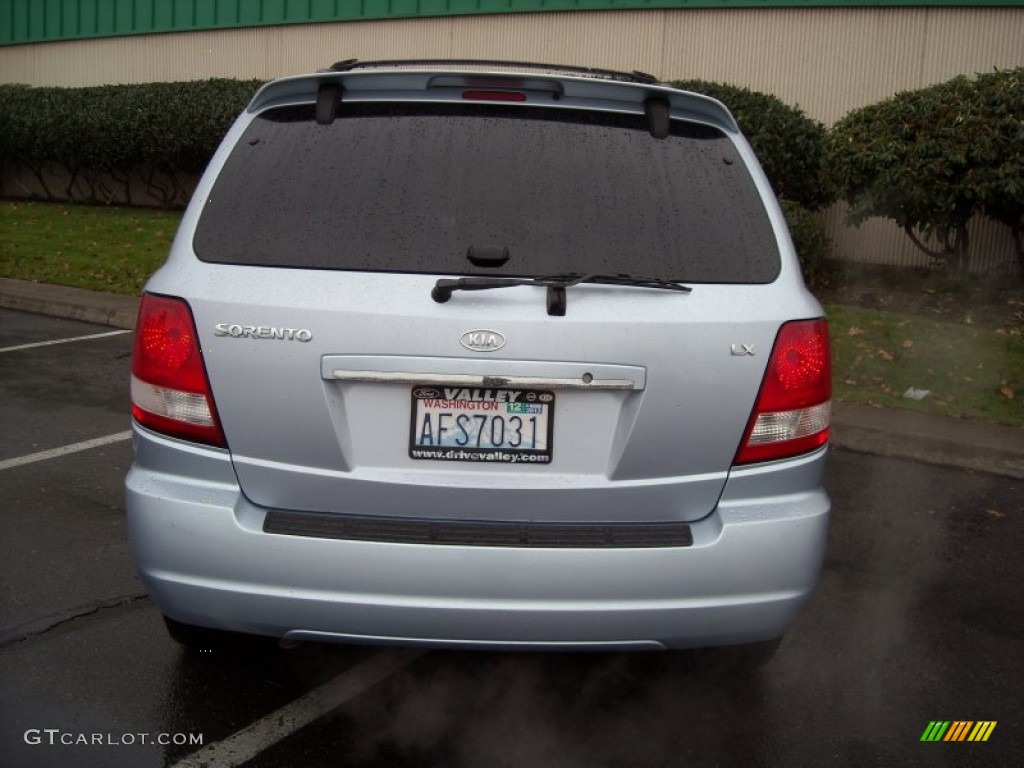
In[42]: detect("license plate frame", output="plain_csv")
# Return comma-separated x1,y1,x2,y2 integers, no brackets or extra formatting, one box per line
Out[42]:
409,386,555,464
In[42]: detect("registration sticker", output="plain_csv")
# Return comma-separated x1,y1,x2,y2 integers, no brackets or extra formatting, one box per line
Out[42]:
409,387,554,464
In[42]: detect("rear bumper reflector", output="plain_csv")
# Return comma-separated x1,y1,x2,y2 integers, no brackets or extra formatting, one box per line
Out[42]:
264,510,693,548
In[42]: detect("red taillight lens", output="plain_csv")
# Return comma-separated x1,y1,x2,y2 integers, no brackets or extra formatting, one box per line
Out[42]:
735,319,831,465
131,294,226,447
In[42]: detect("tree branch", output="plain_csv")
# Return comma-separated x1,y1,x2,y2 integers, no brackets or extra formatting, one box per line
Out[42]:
1010,223,1024,279
902,224,951,261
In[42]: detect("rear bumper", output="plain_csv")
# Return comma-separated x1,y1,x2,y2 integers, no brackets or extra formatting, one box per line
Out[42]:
125,425,830,651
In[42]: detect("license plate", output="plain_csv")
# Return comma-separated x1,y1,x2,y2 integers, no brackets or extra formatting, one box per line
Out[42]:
409,386,554,464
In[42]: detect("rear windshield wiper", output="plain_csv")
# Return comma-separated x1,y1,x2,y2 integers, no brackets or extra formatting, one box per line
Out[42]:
431,273,691,316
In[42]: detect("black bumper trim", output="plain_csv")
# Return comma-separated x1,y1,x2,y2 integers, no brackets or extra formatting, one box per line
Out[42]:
263,510,693,548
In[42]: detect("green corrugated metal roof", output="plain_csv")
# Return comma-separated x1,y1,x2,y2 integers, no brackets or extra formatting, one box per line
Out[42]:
1,0,1020,46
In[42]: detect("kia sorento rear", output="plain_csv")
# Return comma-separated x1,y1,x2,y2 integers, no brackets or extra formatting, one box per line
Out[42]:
126,60,831,653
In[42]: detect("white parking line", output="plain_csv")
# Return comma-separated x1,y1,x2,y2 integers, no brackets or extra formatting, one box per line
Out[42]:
0,329,132,354
0,431,133,471
172,648,425,768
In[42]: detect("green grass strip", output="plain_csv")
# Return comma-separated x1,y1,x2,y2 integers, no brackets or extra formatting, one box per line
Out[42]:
0,201,181,295
827,304,1023,427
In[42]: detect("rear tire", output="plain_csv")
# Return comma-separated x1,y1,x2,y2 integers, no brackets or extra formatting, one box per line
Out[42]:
163,616,269,655
727,638,782,667
688,638,783,673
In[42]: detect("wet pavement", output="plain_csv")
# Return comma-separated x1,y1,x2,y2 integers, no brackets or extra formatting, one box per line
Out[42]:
1,308,1021,767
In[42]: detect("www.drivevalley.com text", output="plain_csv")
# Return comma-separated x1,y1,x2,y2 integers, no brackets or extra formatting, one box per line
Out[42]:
410,448,550,463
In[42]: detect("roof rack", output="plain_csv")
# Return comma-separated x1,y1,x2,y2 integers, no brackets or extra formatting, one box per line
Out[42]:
326,58,660,85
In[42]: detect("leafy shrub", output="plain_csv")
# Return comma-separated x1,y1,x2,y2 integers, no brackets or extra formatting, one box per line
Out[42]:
672,79,832,210
0,79,264,207
825,67,1024,276
781,199,832,288
973,68,1024,276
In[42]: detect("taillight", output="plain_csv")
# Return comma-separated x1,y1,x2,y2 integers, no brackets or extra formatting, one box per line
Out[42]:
461,90,527,102
735,318,831,465
130,294,226,447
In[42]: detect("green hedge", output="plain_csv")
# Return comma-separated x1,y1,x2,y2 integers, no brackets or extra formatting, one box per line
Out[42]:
672,79,833,211
0,79,263,206
672,79,834,284
2,76,835,212
825,67,1024,275
781,199,833,288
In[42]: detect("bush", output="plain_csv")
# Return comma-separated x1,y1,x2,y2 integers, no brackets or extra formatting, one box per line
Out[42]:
672,79,832,210
973,68,1024,276
0,79,264,207
825,67,1024,276
781,199,832,288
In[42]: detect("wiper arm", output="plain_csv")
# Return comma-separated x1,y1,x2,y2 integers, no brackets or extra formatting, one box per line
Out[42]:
431,273,691,316
567,273,693,293
431,276,544,303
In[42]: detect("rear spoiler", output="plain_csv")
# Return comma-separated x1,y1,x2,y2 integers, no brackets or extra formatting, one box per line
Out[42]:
326,58,661,84
247,62,740,135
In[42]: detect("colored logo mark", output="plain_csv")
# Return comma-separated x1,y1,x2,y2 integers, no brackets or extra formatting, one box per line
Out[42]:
920,721,997,742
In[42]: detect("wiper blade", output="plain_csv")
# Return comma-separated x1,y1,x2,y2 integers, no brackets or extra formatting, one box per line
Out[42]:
431,273,691,315
567,273,692,292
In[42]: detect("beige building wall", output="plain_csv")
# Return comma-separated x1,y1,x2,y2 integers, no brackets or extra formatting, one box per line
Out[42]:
2,7,1022,271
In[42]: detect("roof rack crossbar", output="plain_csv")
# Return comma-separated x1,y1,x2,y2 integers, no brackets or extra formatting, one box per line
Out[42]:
327,58,659,85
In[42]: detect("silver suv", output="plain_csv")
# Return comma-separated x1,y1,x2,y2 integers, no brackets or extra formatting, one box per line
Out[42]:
126,60,831,653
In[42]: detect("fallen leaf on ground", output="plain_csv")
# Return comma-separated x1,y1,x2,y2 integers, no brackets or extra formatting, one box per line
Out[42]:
999,387,1015,400
877,350,895,362
987,509,1005,518
848,327,865,336
901,339,914,349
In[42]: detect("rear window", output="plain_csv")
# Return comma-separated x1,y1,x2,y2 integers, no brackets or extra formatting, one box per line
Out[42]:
194,102,780,283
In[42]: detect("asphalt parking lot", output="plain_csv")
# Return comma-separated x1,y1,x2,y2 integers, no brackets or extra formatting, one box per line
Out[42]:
1,307,1021,768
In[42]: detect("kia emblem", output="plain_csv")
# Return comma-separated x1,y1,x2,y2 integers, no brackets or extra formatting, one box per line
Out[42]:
460,329,506,353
